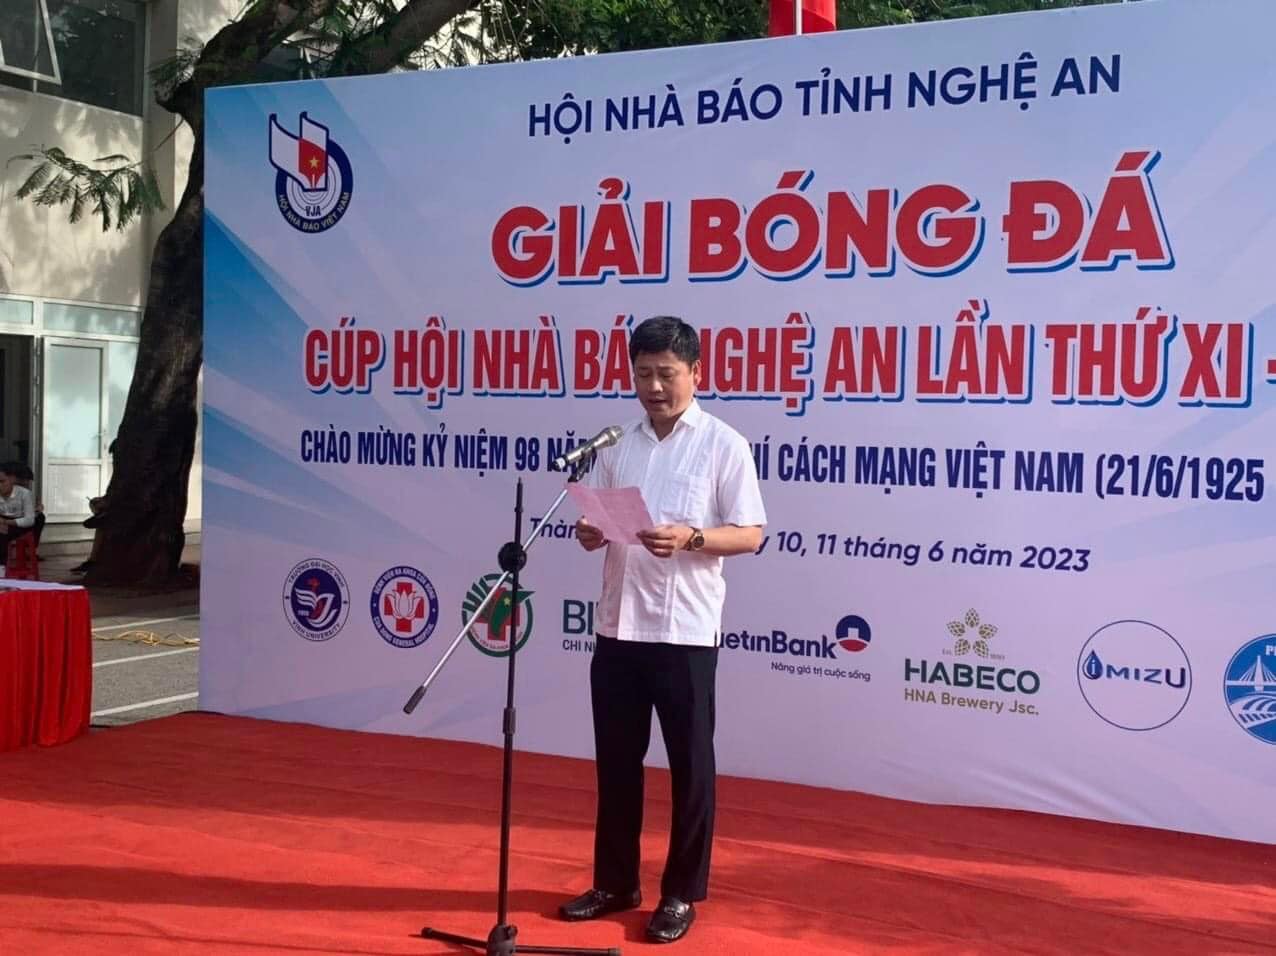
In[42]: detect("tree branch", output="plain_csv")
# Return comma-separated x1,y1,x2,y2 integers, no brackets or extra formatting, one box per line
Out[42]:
326,0,480,76
160,0,342,123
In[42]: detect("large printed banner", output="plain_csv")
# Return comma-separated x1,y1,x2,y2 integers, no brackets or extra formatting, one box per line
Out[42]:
204,0,1276,844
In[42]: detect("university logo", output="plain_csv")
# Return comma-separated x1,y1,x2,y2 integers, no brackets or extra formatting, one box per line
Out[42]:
1077,620,1191,731
1224,634,1276,745
268,112,353,233
370,566,439,648
282,559,349,641
463,573,534,657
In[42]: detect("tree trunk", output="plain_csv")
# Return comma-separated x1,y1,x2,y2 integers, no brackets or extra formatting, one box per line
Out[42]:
74,0,477,586
84,137,204,587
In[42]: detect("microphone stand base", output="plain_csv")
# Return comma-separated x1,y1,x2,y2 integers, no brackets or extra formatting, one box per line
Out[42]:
421,923,620,956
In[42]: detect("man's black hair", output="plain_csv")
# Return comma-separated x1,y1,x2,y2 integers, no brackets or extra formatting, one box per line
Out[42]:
628,315,700,366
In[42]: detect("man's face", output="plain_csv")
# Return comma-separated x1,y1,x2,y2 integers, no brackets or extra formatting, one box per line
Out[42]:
634,350,700,427
0,474,13,496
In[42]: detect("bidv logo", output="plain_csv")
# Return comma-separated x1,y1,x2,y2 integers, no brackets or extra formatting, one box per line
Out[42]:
268,112,353,233
904,608,1040,716
464,573,533,657
1224,634,1276,745
370,566,439,648
1077,620,1191,731
282,559,350,641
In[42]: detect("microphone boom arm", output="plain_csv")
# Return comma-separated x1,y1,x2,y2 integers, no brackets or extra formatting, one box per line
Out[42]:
403,473,578,714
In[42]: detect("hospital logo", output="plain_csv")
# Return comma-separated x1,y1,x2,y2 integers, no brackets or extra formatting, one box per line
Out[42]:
268,112,353,233
463,573,534,657
370,566,439,648
283,558,350,641
1224,634,1276,745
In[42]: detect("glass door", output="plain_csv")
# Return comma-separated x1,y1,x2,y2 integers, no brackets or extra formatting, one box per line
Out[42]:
41,337,107,522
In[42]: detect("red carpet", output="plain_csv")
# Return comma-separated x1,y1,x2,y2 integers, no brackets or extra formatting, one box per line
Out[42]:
0,714,1272,954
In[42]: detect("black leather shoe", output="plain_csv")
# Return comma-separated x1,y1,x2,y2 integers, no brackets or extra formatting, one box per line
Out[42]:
558,888,642,922
646,896,695,943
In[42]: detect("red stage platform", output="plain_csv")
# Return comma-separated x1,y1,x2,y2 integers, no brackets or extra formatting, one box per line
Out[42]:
0,713,1271,954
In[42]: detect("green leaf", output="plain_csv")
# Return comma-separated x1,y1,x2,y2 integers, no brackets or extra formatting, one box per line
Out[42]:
143,168,166,211
69,187,86,224
16,161,52,200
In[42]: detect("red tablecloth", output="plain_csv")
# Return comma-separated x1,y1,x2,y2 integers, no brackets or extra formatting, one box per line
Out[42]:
0,583,92,752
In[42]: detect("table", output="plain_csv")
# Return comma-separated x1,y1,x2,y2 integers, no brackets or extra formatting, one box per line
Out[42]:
0,580,92,752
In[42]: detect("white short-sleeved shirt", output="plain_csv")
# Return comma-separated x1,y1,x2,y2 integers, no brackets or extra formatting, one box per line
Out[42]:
589,400,766,646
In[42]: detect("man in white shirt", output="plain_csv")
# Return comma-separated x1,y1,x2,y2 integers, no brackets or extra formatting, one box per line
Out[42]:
559,316,766,944
0,463,38,574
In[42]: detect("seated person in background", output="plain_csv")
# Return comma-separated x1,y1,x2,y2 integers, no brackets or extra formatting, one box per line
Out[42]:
74,439,116,574
0,463,37,570
73,495,108,574
5,461,45,541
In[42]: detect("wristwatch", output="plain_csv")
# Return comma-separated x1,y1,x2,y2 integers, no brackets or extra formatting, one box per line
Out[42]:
686,527,705,552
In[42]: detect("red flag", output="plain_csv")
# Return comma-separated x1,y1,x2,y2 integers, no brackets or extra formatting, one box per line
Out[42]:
769,0,836,36
298,136,326,189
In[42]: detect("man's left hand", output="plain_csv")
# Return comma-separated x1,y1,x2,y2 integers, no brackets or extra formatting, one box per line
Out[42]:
637,524,693,558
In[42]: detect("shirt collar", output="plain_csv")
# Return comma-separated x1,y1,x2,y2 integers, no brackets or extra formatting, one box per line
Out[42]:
640,398,702,441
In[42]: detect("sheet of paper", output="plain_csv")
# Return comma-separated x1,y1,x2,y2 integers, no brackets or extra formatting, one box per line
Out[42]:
567,484,654,544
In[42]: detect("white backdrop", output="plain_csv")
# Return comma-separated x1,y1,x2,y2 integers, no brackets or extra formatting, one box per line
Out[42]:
203,0,1276,844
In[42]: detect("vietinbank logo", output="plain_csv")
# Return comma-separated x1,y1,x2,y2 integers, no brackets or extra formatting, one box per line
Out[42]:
559,599,871,682
836,614,871,652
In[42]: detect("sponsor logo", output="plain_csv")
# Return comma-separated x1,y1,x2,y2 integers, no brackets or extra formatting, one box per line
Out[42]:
559,599,870,681
904,608,1040,716
1077,620,1191,731
463,573,534,657
1224,634,1276,745
836,614,872,652
945,607,1000,659
268,111,353,233
282,559,349,641
370,566,439,648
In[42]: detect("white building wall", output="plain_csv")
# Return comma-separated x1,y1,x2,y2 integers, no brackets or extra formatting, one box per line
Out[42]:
0,0,243,537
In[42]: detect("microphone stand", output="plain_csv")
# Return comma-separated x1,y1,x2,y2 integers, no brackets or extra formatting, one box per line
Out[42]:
404,453,619,956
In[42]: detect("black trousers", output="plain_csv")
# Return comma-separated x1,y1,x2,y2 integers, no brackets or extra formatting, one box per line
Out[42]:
590,635,718,902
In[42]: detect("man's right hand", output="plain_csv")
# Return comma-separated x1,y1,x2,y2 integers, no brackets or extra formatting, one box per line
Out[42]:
575,517,607,551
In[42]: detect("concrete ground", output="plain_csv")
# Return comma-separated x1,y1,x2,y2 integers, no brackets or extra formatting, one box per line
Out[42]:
38,540,203,729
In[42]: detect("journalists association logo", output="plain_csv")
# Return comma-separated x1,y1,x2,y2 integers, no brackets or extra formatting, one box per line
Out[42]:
1077,620,1191,731
268,112,353,233
463,574,534,657
282,559,349,641
370,566,439,648
1224,634,1276,745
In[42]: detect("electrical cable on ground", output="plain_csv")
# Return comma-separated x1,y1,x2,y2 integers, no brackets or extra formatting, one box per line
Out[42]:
93,629,199,648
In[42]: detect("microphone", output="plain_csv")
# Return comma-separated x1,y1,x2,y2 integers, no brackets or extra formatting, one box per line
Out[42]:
551,425,624,471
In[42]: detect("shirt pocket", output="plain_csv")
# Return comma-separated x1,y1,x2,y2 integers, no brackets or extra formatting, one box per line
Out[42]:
664,471,712,525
